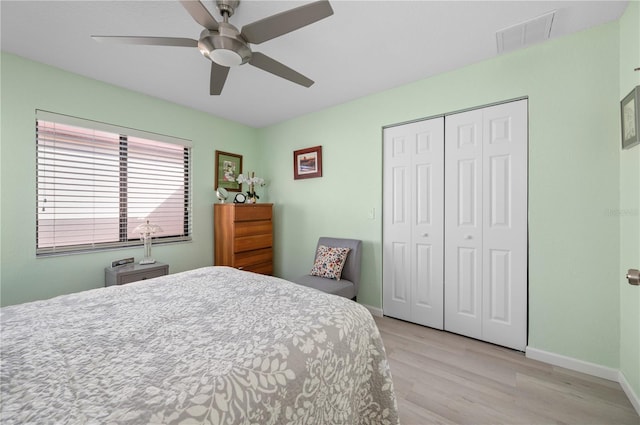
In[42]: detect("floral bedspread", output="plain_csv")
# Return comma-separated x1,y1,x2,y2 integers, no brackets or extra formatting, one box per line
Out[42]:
1,266,398,425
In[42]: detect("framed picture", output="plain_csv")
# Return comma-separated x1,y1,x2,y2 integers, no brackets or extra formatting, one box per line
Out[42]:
215,150,243,192
621,86,640,150
293,145,322,180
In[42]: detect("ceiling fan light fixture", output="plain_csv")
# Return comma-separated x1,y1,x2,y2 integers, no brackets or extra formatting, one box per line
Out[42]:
211,49,243,67
198,28,251,67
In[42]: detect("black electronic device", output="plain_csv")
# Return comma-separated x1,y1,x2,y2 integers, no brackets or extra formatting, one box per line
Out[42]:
111,257,135,268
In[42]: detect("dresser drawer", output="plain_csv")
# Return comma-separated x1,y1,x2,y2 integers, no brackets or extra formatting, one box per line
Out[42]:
242,262,273,276
234,204,272,222
234,234,273,253
235,221,272,237
119,267,167,284
234,248,273,269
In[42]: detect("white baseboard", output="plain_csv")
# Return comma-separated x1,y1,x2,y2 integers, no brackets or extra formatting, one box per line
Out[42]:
525,347,619,381
526,346,640,416
361,303,383,317
619,371,640,416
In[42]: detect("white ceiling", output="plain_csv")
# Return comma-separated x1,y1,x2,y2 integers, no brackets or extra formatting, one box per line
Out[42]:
1,0,627,128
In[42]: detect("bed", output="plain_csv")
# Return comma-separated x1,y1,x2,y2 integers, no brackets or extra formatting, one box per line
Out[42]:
0,266,399,425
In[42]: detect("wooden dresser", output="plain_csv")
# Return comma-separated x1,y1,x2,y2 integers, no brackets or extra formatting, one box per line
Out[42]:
214,203,273,275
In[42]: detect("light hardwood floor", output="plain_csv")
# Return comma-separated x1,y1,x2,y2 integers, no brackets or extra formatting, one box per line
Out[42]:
374,316,639,425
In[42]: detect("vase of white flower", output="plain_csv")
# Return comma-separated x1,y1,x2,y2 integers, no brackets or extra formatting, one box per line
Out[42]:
236,171,265,203
247,176,257,204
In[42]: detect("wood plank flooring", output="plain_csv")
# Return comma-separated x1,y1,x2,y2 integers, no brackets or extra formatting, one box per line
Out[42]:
374,316,639,425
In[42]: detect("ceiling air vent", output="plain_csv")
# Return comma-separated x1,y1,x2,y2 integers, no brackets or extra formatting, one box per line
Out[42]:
496,10,555,54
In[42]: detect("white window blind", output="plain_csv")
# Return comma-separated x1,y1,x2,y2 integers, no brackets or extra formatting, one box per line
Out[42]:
36,111,192,255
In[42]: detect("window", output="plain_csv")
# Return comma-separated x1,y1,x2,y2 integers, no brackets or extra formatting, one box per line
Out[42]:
36,111,192,256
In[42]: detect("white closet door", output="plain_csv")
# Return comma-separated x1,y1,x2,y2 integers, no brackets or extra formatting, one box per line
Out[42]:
383,125,412,322
481,100,528,350
444,100,527,350
444,109,484,340
383,118,444,328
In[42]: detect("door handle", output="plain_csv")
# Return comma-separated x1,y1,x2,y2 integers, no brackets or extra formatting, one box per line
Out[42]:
422,233,429,237
626,269,640,286
464,235,472,240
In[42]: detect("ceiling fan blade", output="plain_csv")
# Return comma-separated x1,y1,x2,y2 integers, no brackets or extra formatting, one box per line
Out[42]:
179,0,219,30
248,52,313,88
240,0,333,45
210,62,230,95
92,36,198,47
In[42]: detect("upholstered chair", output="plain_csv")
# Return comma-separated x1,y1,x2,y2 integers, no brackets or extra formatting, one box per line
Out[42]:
293,237,362,300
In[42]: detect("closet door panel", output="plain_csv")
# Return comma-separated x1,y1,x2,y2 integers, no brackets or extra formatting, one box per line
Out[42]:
412,119,444,328
444,110,483,339
457,247,479,315
457,159,478,226
390,242,410,301
383,118,444,328
481,100,528,350
487,249,511,322
414,243,434,306
383,130,412,321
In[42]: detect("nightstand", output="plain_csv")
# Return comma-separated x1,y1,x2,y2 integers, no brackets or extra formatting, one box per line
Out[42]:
104,262,169,286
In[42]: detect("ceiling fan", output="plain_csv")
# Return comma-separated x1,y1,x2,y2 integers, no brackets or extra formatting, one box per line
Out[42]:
92,0,333,95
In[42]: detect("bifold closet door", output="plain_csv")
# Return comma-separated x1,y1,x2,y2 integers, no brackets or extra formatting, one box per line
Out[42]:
383,118,445,329
444,100,528,351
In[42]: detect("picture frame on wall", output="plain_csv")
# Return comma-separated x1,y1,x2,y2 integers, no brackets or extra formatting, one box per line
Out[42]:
621,85,640,149
215,150,243,192
293,145,322,180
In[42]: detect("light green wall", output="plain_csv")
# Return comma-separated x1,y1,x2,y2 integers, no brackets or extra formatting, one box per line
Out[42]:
260,22,623,368
0,52,260,306
618,1,640,400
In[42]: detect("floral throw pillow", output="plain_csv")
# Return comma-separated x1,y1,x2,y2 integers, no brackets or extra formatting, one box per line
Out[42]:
310,245,351,280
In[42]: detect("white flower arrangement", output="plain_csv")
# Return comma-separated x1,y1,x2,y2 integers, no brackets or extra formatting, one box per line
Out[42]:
235,172,266,202
235,173,265,187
